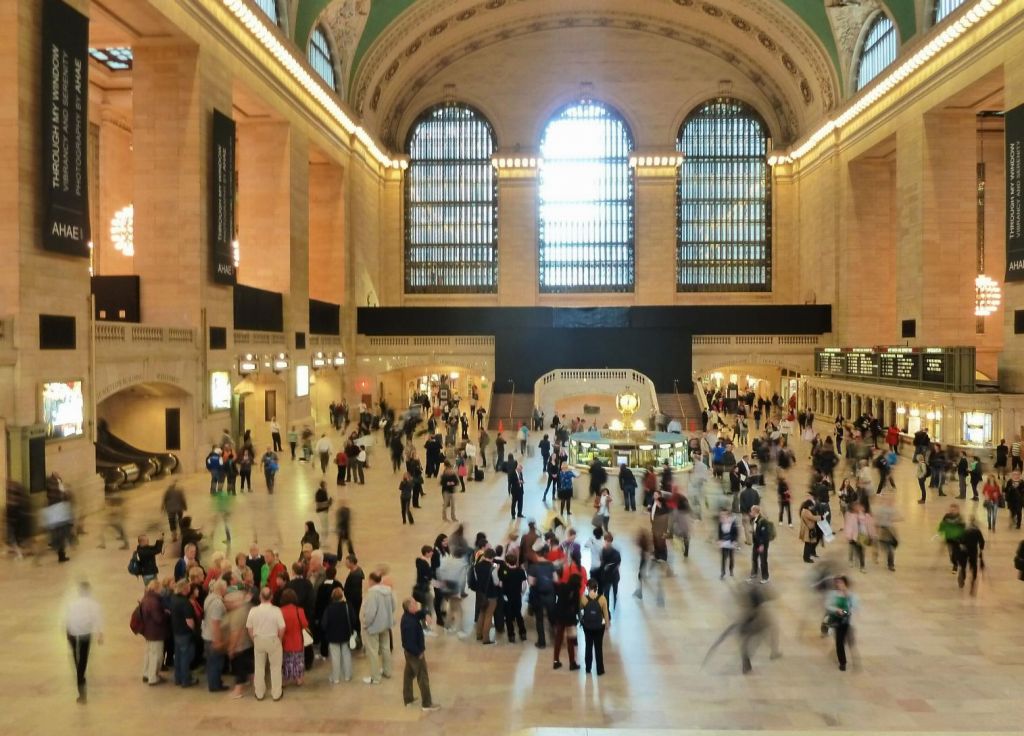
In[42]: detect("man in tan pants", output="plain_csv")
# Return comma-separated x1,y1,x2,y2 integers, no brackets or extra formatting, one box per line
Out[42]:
246,587,285,700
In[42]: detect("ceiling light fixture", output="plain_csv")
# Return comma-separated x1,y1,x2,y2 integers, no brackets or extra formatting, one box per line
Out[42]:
110,204,134,256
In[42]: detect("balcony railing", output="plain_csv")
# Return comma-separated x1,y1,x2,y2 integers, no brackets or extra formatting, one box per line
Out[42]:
95,323,196,345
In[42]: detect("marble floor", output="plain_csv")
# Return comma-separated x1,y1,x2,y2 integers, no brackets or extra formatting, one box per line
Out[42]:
4,427,1024,736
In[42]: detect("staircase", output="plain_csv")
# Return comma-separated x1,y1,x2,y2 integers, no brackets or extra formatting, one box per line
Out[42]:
656,392,700,431
488,392,534,432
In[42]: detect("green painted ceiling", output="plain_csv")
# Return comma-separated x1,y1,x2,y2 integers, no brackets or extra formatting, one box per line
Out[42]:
293,0,920,90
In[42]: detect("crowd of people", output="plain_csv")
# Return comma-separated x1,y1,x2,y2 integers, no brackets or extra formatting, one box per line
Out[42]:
10,383,1024,709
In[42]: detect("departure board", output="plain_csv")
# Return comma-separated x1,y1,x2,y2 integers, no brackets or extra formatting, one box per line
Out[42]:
815,347,975,392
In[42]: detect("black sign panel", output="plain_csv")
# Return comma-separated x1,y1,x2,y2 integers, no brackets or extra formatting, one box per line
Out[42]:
210,109,236,285
41,0,90,256
817,347,974,392
1007,103,1024,281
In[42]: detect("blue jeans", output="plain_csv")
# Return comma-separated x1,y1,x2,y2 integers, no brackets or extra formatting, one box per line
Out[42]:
173,634,194,685
204,640,225,690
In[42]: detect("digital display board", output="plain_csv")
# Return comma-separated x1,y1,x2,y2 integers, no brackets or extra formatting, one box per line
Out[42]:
815,347,975,392
210,371,232,411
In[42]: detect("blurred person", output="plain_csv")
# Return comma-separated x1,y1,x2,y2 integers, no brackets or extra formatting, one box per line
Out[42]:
938,504,966,573
335,500,355,558
261,447,279,493
315,481,333,539
843,501,875,573
246,586,285,701
825,575,856,671
718,507,739,579
873,494,900,572
65,581,103,703
400,597,440,710
1003,470,1023,529
224,589,254,699
96,495,129,550
957,518,986,596
703,582,781,674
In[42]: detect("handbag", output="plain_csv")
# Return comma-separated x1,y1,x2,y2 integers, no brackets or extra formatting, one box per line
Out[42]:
301,628,314,648
590,512,604,529
345,605,358,649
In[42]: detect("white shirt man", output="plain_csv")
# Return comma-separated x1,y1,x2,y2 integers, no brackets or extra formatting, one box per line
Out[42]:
65,582,103,702
246,587,285,701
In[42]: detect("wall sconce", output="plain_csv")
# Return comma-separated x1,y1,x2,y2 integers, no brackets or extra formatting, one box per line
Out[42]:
238,353,259,375
926,411,936,421
270,352,290,374
896,406,906,415
331,351,345,367
312,351,327,369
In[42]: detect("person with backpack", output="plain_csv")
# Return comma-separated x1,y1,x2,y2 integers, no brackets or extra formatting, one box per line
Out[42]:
261,447,279,493
130,532,165,586
749,505,772,584
557,462,577,518
579,579,610,676
206,445,224,494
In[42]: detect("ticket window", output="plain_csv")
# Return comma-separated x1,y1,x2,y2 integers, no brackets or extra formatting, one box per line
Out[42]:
962,412,993,447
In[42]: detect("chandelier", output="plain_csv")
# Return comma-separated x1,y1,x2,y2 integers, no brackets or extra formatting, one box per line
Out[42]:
110,204,134,256
974,274,1001,317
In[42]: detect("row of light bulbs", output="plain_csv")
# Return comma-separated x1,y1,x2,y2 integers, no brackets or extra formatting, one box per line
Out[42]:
490,154,686,169
769,0,1004,166
221,0,407,170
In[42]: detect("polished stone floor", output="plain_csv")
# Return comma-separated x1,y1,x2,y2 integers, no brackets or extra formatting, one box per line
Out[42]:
4,425,1024,735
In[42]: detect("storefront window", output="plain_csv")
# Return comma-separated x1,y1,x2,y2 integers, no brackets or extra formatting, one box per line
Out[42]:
962,412,993,447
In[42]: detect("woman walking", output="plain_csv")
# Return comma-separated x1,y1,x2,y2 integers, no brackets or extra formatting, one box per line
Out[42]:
844,501,875,572
982,474,1002,531
579,579,610,676
717,508,739,579
399,472,415,525
825,576,856,671
551,572,580,670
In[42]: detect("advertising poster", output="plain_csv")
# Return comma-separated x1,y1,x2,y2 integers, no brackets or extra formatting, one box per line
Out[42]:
41,0,90,256
210,371,232,410
211,109,237,284
1007,103,1024,281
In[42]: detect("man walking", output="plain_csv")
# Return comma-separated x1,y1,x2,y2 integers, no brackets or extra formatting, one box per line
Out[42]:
361,571,396,685
246,587,285,701
749,505,771,584
400,598,441,711
65,581,103,703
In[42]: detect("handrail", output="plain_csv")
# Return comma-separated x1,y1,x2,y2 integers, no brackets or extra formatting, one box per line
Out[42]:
670,379,686,425
694,377,711,414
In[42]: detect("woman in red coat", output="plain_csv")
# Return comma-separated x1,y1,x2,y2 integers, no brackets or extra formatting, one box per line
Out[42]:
279,588,309,686
886,425,900,455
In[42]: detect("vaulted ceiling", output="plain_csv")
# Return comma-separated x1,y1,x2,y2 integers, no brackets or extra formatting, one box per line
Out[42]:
290,0,925,145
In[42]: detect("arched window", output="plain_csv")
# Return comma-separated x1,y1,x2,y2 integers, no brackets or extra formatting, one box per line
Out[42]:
538,101,634,293
855,13,897,91
933,0,966,23
677,99,771,292
405,104,497,293
254,0,280,25
308,26,337,90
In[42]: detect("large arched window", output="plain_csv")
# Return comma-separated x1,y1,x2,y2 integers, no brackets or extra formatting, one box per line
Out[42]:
933,0,966,23
404,104,498,293
855,13,897,91
308,26,337,91
538,101,634,293
677,99,771,292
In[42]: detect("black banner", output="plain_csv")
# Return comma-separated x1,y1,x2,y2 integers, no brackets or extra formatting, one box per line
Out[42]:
210,109,236,285
1007,103,1024,281
41,0,90,256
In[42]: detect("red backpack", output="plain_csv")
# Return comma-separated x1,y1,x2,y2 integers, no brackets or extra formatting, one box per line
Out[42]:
129,602,144,635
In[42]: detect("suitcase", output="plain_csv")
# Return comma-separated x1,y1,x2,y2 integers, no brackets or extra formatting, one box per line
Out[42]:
474,467,484,482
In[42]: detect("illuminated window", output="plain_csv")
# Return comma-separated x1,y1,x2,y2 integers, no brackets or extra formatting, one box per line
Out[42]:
253,0,280,25
677,99,770,292
308,26,337,91
538,101,634,293
88,47,132,71
855,14,898,91
405,104,497,293
933,0,966,23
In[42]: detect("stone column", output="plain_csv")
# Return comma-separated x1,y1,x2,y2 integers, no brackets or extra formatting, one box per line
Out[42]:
633,157,679,304
496,161,538,305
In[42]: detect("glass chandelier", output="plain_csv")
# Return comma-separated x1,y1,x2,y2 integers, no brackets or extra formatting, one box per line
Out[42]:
974,117,1001,318
110,204,134,256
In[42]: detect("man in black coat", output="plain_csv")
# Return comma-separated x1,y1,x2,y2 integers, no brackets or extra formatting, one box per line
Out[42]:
749,506,771,583
343,555,365,648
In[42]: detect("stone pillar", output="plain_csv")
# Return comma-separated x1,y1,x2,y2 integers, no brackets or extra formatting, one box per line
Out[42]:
96,102,134,276
236,121,292,294
308,161,345,305
633,158,679,304
496,163,538,306
132,40,233,328
286,131,311,425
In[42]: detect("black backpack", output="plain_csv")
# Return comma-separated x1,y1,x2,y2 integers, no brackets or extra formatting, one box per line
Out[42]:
580,597,604,630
